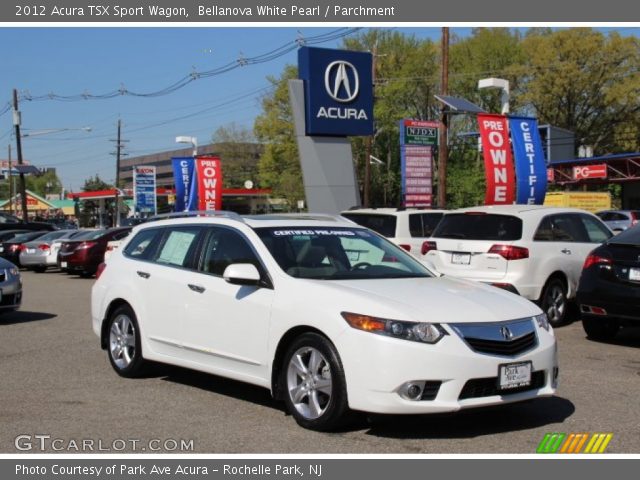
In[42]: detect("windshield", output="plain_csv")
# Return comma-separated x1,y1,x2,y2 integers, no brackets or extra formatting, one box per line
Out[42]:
256,227,432,280
609,224,640,246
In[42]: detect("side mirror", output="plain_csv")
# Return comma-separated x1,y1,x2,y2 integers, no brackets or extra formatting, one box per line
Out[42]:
223,263,261,286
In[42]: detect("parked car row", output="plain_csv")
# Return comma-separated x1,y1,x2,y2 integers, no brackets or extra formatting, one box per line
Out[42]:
344,205,640,342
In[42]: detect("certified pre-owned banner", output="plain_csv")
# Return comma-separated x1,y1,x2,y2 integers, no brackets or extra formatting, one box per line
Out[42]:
172,157,197,212
477,114,516,205
509,116,548,204
196,156,223,211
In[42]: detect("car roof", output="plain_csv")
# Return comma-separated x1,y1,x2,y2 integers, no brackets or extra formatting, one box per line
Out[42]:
342,208,447,215
450,205,594,216
137,213,360,231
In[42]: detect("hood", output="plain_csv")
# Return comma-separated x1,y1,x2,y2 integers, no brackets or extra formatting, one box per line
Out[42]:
304,276,541,324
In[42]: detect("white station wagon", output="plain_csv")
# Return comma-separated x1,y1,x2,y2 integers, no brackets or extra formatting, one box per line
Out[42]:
92,212,558,430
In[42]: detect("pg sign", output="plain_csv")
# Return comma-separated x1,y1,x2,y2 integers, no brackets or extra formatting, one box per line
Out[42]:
298,46,374,136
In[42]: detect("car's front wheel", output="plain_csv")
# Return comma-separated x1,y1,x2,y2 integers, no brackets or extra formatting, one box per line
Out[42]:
282,333,349,431
107,304,146,377
582,316,620,341
540,278,568,327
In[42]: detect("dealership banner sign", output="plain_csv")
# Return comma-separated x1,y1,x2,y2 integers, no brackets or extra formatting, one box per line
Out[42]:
477,114,516,205
172,157,198,212
573,163,608,180
133,166,157,215
509,116,547,205
195,156,223,211
298,46,373,136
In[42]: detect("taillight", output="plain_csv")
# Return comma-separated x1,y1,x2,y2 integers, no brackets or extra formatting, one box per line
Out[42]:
421,241,437,255
95,262,107,280
583,252,613,270
77,241,97,250
631,212,638,226
10,244,21,252
399,244,411,252
488,244,529,260
37,244,50,251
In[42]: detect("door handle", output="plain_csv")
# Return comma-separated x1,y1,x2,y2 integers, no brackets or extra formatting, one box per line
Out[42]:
137,271,150,279
561,249,572,255
188,284,205,293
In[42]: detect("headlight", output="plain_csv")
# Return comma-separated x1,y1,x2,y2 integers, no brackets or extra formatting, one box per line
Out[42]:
534,313,551,331
341,312,447,344
9,267,19,276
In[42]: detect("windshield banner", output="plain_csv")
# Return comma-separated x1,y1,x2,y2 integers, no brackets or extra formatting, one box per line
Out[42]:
477,113,516,205
509,116,548,204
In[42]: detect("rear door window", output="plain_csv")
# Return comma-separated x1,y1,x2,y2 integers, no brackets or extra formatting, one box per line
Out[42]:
342,214,397,237
550,214,589,242
153,226,204,269
580,214,613,243
432,214,522,241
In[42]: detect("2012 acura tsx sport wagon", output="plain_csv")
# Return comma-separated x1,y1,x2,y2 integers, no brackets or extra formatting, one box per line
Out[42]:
91,212,558,431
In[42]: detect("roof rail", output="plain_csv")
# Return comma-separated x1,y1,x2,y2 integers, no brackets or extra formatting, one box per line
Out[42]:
253,213,350,223
148,210,245,223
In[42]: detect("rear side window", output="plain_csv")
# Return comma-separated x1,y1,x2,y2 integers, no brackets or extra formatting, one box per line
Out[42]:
432,214,522,241
124,228,163,260
342,214,397,237
580,215,613,243
409,213,444,237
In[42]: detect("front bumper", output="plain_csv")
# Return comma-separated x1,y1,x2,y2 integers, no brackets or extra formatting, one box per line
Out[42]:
336,324,557,414
0,273,22,310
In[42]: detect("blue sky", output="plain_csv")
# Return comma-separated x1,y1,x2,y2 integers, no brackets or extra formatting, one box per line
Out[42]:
0,27,636,191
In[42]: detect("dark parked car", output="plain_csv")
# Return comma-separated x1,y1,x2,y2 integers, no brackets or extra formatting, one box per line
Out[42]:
0,221,57,232
0,231,49,266
58,227,131,277
0,229,31,242
577,225,640,341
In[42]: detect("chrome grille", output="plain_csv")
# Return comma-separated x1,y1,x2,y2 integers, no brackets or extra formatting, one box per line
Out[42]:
450,318,538,356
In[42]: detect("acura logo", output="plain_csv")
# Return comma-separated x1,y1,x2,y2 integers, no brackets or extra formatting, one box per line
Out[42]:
324,60,359,103
500,326,513,341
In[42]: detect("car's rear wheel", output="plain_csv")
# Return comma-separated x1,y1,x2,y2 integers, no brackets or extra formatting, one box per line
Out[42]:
582,316,620,341
540,278,568,327
107,304,146,377
282,333,349,431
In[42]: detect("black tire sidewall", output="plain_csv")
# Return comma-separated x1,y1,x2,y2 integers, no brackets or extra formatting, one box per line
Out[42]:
582,316,620,341
541,278,568,327
281,332,349,431
107,305,145,378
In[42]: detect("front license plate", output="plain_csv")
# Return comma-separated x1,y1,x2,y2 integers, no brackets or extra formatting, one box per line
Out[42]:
499,362,532,390
629,268,640,281
61,262,67,268
451,252,471,265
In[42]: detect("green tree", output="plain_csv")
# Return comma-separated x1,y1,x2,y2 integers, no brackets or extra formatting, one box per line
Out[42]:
25,170,63,198
514,28,640,154
80,174,113,227
254,65,304,209
211,123,260,189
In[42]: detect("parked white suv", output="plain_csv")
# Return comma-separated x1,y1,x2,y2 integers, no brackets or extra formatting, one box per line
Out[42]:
92,212,557,430
341,208,445,256
423,205,613,326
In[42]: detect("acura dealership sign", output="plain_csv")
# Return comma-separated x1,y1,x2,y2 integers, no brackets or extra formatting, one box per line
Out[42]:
298,46,374,136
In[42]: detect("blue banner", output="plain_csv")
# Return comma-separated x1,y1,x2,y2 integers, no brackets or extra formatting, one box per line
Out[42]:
509,117,548,205
172,157,198,212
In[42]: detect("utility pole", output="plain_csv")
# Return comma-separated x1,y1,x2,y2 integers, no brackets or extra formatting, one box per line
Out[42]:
110,119,128,227
7,144,12,215
364,40,378,208
12,89,28,223
437,27,449,209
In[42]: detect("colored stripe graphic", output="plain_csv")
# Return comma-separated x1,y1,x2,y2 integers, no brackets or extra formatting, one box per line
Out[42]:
537,433,613,453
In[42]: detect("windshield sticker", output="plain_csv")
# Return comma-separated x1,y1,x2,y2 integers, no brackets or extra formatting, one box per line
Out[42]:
273,229,357,237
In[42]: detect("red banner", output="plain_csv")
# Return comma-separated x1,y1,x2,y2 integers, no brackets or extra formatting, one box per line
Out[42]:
573,164,607,180
477,114,516,205
195,156,223,211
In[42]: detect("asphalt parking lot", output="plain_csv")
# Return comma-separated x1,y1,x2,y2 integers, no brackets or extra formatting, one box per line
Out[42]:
1,270,639,454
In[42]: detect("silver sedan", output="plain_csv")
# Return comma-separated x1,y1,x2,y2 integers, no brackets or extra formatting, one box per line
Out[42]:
19,230,80,272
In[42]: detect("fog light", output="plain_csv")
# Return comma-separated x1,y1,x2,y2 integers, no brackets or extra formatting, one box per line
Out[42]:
399,381,424,401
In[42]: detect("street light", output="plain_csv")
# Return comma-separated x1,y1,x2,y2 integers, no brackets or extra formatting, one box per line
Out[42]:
478,77,510,115
176,136,198,157
21,127,92,138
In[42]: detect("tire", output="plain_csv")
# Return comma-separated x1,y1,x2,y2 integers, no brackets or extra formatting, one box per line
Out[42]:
540,277,569,327
582,316,620,341
281,333,349,431
106,304,147,377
